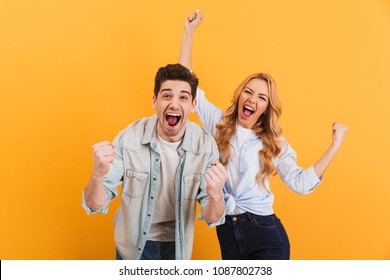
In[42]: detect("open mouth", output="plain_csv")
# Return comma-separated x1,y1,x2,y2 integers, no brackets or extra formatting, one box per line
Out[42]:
166,113,182,127
243,105,255,117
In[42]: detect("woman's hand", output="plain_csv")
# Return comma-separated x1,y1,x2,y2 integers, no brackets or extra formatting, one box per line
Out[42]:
184,9,204,33
331,122,349,150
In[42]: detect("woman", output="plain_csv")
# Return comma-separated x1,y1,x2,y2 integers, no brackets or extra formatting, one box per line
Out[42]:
180,11,348,260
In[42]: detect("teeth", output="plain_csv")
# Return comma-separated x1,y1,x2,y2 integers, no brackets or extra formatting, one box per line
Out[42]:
167,113,181,117
244,105,255,112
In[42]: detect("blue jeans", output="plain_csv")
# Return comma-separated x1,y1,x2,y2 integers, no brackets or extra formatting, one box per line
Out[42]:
116,240,175,260
216,212,290,260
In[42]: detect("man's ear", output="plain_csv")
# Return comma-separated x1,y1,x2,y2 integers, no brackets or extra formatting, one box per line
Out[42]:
191,98,197,112
152,95,156,109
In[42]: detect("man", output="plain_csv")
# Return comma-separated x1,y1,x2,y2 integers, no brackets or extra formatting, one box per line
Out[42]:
82,64,227,260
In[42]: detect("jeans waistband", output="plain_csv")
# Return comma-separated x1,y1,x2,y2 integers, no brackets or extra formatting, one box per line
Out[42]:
225,212,275,223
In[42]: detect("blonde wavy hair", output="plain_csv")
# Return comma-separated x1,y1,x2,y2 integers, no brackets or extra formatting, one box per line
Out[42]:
215,73,283,189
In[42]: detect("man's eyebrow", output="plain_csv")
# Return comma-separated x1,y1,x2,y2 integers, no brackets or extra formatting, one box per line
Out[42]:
180,90,191,96
160,88,173,93
160,88,191,96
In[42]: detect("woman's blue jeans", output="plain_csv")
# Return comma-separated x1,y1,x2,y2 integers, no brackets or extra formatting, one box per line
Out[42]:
116,240,175,260
216,212,290,260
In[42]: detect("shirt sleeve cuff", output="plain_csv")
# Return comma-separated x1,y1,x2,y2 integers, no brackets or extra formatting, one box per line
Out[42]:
198,211,226,228
306,165,322,190
81,191,109,215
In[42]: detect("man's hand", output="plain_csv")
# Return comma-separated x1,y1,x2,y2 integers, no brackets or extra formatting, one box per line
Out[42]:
92,141,115,177
205,162,228,200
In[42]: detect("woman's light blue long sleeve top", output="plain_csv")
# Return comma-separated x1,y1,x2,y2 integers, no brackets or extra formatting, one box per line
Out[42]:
196,88,322,215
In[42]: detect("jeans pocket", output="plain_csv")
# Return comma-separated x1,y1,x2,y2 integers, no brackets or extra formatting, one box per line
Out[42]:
251,214,278,229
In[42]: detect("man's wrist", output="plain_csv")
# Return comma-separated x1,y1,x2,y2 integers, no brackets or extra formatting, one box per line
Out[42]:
208,191,224,202
91,170,106,181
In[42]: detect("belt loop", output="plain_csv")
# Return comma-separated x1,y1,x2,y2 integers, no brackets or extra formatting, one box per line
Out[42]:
246,212,253,221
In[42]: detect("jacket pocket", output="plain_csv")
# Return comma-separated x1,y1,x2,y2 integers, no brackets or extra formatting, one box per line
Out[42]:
183,173,202,200
123,168,149,198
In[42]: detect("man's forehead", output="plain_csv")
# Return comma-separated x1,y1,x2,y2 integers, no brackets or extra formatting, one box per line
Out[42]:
159,80,191,93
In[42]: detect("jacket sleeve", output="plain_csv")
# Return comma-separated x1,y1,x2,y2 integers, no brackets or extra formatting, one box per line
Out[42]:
196,133,225,227
81,131,125,214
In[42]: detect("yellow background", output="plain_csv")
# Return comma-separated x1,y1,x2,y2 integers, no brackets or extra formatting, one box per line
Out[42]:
1,0,389,260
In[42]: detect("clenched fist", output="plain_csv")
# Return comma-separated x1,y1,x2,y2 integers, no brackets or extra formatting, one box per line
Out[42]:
92,141,115,177
331,122,348,149
185,9,204,32
205,162,228,200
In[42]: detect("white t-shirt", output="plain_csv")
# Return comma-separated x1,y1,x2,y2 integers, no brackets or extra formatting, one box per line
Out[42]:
228,125,257,214
147,135,181,241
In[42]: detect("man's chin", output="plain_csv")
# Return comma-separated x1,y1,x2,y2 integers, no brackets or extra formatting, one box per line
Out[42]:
157,120,185,141
158,127,180,140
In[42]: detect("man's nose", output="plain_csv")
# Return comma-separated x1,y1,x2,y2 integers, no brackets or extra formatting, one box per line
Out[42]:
169,97,180,108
